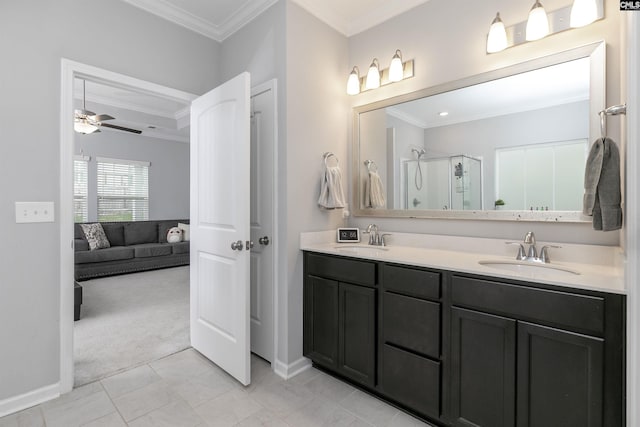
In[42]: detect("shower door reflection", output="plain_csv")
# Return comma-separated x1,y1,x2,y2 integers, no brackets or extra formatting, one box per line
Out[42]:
404,155,482,210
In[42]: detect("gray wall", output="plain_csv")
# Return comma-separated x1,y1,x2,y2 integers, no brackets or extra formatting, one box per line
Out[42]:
347,0,624,246
0,0,220,402
75,133,190,222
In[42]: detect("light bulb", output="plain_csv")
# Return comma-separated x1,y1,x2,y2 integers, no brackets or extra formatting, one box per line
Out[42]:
346,66,360,95
526,1,549,41
388,50,404,83
365,58,381,90
487,12,507,53
74,118,98,134
570,0,598,27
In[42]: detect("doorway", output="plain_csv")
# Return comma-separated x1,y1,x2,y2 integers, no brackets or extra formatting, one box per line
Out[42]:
60,60,278,392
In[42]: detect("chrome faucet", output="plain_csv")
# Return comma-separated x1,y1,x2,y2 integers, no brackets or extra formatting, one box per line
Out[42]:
506,232,561,263
365,224,379,245
524,231,537,259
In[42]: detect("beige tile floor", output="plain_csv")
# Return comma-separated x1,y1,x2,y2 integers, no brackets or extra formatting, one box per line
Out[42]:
0,349,432,427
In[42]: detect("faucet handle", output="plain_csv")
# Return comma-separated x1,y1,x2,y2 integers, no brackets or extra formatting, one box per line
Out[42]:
539,245,561,263
523,231,536,245
380,234,392,247
506,242,526,260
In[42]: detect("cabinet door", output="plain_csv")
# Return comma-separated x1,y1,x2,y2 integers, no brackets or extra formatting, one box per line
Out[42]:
450,307,516,427
517,322,604,427
303,276,339,369
339,282,376,387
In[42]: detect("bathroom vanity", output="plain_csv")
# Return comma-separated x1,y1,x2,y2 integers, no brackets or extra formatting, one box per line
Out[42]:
301,232,625,427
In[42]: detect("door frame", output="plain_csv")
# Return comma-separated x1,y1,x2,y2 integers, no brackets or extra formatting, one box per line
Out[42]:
61,60,260,392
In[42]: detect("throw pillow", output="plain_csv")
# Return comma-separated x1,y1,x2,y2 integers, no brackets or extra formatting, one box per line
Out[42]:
178,223,190,241
80,223,111,251
167,227,183,243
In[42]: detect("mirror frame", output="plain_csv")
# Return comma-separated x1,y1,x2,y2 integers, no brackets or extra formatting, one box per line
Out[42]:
352,41,605,222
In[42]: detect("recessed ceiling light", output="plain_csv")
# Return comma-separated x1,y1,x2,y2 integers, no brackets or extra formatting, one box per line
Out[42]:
439,111,449,117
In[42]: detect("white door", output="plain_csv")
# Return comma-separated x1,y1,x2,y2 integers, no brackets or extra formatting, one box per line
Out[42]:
249,83,275,362
190,72,251,385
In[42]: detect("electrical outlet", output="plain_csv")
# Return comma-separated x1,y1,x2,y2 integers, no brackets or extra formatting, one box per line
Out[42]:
15,202,55,223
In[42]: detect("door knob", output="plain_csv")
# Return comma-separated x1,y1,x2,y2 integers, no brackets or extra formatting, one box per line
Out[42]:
258,236,270,246
246,240,254,250
230,240,244,251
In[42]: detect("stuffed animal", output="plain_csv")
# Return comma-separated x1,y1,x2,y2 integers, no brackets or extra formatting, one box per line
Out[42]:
167,227,183,243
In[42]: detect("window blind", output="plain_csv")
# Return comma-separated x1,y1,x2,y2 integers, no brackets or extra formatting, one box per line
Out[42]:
97,158,149,222
73,159,88,223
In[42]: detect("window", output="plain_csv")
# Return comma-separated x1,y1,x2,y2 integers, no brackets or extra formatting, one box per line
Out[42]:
97,157,150,222
73,158,88,223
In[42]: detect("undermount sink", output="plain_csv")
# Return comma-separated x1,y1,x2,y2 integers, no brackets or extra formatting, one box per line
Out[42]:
333,245,390,255
478,259,580,276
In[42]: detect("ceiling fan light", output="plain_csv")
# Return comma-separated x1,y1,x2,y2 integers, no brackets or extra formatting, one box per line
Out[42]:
526,1,549,41
74,118,99,134
570,0,598,27
388,50,404,83
487,13,508,53
365,58,381,90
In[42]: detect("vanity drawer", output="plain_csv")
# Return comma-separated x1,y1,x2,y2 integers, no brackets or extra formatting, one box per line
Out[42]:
381,344,441,419
305,252,376,287
383,292,440,358
383,264,440,300
451,275,605,336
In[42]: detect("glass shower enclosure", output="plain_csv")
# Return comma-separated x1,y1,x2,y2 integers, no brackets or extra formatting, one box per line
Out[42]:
404,155,482,210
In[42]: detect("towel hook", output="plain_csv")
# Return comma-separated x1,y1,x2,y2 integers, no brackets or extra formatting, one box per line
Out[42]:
364,160,378,172
323,152,339,167
599,103,627,139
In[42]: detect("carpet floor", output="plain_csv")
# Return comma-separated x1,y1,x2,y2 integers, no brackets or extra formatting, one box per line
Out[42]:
74,266,190,386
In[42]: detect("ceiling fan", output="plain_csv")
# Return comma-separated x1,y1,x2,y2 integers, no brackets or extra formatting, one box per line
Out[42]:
74,80,142,135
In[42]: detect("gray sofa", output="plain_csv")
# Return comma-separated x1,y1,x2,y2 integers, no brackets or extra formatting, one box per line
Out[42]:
74,219,189,281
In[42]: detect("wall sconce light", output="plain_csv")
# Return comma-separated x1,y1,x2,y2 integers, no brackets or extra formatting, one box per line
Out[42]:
487,0,603,53
525,1,549,41
365,58,381,90
347,66,361,95
487,13,508,53
570,0,598,27
346,50,415,95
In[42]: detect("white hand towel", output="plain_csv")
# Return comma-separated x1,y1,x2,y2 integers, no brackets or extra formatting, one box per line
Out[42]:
318,165,346,209
364,170,386,208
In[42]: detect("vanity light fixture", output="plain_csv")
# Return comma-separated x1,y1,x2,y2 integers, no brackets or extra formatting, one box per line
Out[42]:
525,1,550,41
487,0,603,54
346,51,415,95
487,13,508,53
346,66,361,95
388,50,404,83
570,0,598,27
366,58,381,90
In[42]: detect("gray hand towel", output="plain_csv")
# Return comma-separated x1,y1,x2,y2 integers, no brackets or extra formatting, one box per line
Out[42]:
583,137,622,231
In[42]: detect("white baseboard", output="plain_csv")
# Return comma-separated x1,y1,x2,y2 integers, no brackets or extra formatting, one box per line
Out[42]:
273,357,312,380
0,383,60,418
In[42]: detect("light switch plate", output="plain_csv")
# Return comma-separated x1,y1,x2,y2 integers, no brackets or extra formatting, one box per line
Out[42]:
15,201,55,223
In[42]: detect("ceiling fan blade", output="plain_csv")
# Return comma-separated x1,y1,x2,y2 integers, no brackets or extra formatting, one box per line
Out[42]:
92,114,115,122
100,122,142,134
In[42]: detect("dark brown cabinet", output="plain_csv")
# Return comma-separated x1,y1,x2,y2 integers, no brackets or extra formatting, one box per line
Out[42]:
302,252,625,427
450,275,622,427
303,253,377,388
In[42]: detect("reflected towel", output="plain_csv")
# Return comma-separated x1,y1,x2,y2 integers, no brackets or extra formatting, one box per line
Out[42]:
583,137,622,231
318,165,346,209
364,170,386,208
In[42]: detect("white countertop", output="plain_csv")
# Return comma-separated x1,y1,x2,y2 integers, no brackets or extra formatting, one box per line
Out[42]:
300,231,625,295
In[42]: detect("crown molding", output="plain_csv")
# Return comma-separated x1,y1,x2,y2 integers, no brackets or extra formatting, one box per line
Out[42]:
122,0,278,42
